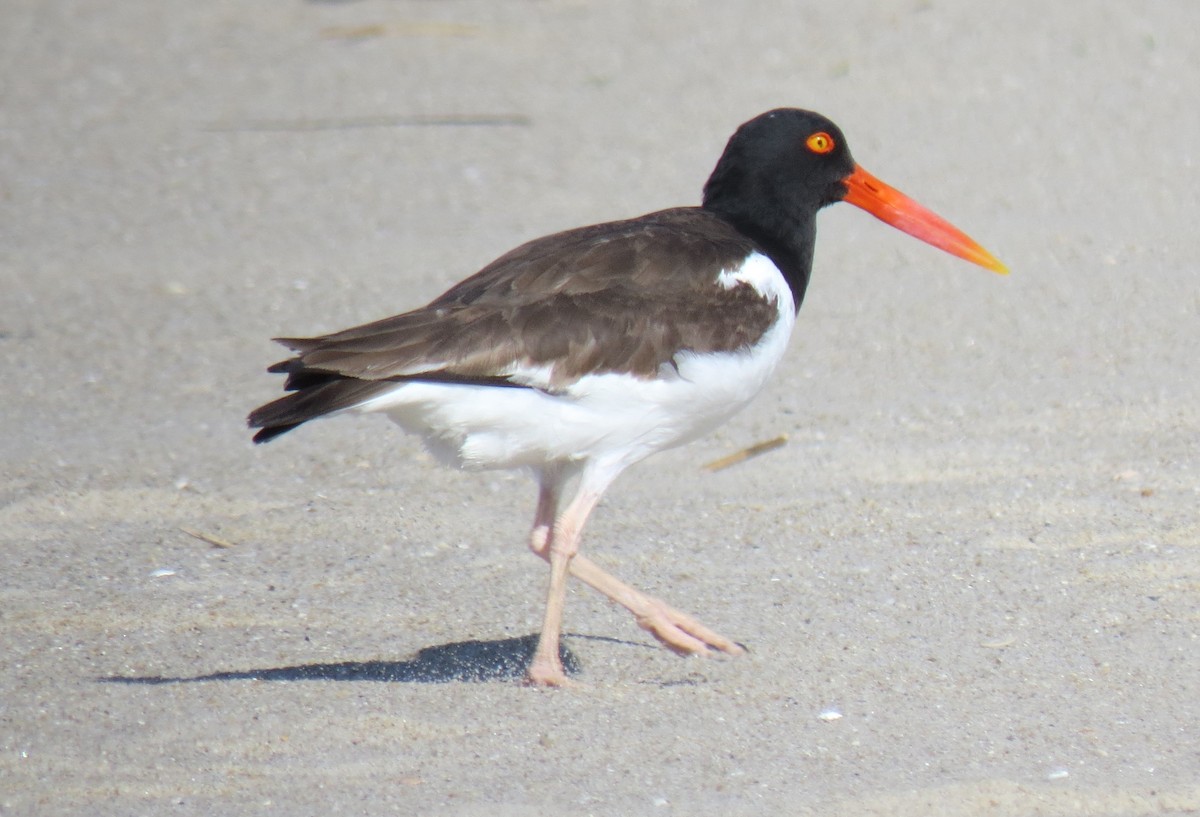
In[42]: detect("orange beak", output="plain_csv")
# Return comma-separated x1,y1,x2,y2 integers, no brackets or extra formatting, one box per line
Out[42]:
842,165,1008,274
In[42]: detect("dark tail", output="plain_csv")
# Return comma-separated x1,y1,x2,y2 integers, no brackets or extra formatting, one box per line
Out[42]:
248,360,395,443
249,356,530,443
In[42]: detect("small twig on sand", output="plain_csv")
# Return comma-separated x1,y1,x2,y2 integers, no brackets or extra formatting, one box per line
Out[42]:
702,434,789,472
179,527,237,549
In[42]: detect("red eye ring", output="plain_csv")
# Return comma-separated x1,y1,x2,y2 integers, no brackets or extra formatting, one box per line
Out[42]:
806,132,835,154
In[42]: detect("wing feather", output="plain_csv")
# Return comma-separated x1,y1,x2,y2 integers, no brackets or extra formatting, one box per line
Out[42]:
249,207,781,440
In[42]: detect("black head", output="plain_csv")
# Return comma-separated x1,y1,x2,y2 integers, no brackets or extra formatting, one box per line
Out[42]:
701,108,1007,290
702,108,857,241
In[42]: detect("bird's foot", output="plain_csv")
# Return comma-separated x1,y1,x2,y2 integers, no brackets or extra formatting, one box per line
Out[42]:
523,658,578,688
634,600,746,657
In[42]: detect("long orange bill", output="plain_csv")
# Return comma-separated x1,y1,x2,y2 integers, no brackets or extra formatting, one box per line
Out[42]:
842,165,1008,274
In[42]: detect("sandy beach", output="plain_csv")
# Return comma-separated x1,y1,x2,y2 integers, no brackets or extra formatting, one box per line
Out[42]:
2,1,1198,814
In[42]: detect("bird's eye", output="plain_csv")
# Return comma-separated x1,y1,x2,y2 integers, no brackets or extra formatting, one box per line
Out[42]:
805,132,835,154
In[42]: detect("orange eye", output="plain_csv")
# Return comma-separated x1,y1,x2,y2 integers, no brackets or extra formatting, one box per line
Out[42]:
806,132,835,154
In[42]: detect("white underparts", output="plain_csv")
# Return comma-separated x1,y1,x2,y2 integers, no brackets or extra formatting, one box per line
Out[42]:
351,252,796,472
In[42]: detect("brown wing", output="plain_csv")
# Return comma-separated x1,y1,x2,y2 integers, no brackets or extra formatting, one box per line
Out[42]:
276,208,778,386
249,208,779,441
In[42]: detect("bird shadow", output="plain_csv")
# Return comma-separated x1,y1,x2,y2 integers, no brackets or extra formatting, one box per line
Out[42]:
98,633,639,686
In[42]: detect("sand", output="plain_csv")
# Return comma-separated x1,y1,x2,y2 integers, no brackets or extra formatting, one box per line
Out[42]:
2,1,1198,814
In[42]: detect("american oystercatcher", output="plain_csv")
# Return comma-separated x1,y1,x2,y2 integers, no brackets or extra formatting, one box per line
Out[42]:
249,108,1006,687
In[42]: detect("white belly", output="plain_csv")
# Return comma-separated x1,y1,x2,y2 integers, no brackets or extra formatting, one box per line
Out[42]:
353,252,795,471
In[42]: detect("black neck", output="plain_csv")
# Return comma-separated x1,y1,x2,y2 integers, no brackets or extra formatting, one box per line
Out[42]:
703,198,816,313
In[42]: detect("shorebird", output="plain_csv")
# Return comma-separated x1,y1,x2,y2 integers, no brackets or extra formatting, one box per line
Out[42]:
249,108,1006,686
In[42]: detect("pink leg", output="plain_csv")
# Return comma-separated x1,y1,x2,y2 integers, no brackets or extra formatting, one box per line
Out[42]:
526,471,559,564
564,557,745,657
524,466,743,687
525,465,609,687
